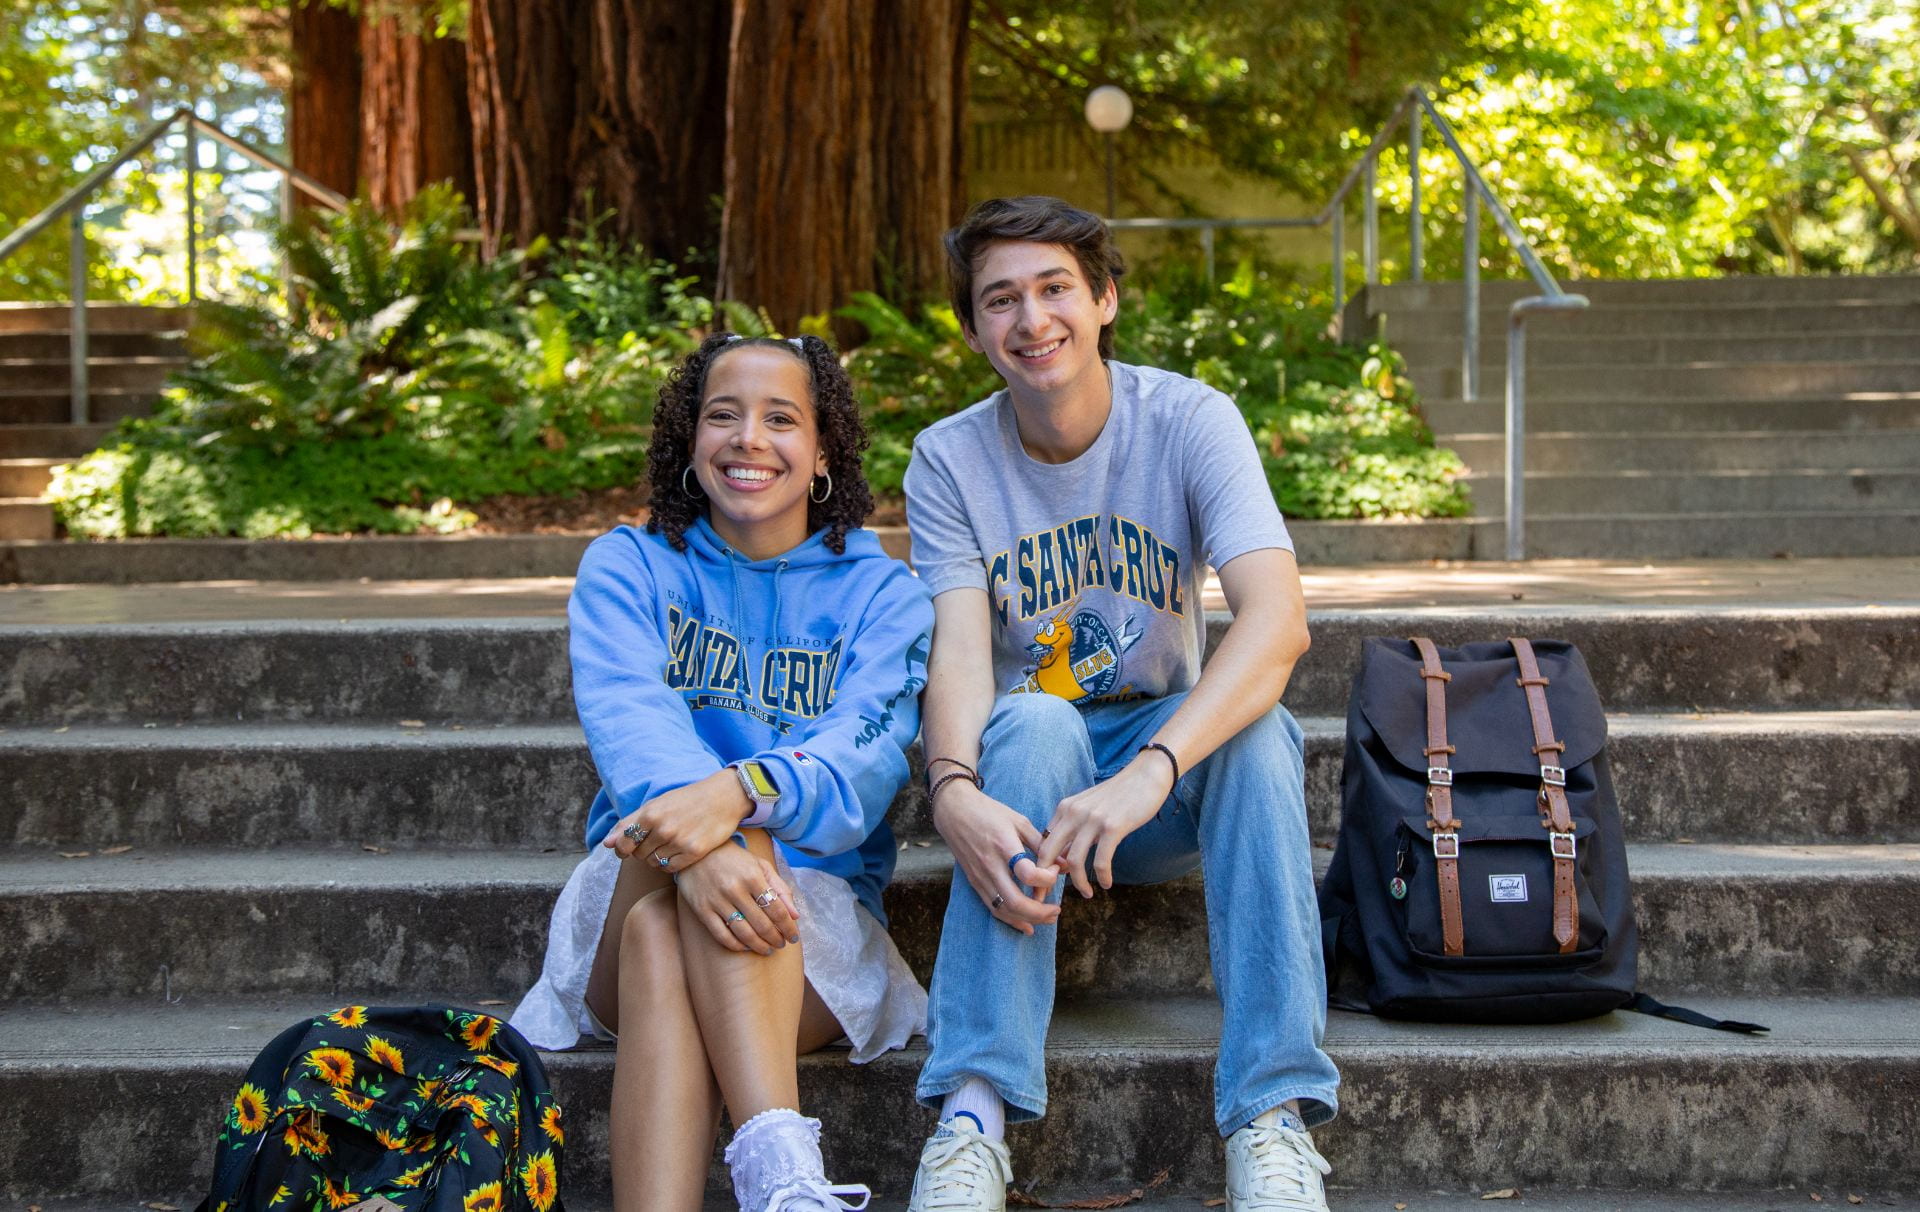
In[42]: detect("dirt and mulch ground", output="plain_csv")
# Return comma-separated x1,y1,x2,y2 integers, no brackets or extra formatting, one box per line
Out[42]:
465,485,907,534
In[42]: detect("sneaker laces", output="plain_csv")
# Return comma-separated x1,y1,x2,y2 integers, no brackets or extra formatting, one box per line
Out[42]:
915,1123,1013,1211
764,1177,872,1211
1235,1123,1330,1212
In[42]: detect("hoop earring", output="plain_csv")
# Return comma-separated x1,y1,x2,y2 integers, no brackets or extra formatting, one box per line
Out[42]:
809,471,833,504
682,466,705,498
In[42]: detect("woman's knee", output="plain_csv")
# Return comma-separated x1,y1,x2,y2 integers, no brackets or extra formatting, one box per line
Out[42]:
619,887,682,978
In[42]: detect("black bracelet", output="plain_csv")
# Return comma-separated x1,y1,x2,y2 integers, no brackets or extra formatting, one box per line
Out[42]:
1140,741,1181,787
929,769,982,803
925,756,979,784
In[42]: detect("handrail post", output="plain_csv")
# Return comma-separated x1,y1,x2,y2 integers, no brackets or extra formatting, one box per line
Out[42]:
1363,158,1378,285
69,208,89,425
1330,208,1345,337
1201,225,1215,287
1463,190,1480,403
1505,305,1526,560
185,116,198,304
1409,108,1423,282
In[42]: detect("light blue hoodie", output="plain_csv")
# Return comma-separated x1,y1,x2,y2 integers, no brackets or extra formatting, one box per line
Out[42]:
570,516,932,924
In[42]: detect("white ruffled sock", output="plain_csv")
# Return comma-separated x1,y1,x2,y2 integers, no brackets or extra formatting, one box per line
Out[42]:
724,1108,869,1211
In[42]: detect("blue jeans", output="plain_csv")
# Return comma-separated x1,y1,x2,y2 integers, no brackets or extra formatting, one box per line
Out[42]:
915,691,1340,1135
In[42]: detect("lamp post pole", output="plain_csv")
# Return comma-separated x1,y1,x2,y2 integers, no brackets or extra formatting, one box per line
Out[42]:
1084,85,1133,217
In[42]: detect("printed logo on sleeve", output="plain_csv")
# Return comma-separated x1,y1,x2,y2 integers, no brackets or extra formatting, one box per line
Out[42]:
1489,874,1529,903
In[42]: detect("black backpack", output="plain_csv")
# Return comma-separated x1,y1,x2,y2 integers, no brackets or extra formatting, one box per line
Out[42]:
196,1004,565,1212
1319,636,1764,1032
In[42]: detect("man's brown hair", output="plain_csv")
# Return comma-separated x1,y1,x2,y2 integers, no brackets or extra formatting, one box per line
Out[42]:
944,196,1128,360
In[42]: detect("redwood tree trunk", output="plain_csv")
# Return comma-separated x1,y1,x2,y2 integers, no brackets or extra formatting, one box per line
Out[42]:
289,0,362,210
360,8,475,213
720,0,970,330
569,0,732,265
872,0,970,305
467,0,584,255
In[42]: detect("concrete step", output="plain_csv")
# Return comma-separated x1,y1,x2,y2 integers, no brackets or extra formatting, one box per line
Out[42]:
1457,469,1920,516
1421,394,1920,435
1414,362,1920,403
1375,300,1920,340
0,424,114,459
1463,510,1920,560
4,843,1917,1001
1,993,1912,1198
0,498,53,541
0,388,160,426
0,458,60,497
6,711,1916,852
0,331,187,360
0,357,183,393
1444,430,1920,474
0,302,194,334
1394,330,1920,369
1369,275,1920,308
8,609,1915,726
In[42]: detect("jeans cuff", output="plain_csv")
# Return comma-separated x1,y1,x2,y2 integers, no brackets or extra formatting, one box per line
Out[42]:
1218,1085,1340,1136
916,1076,1048,1124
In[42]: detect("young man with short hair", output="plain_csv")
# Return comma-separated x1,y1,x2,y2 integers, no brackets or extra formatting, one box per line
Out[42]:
902,196,1340,1212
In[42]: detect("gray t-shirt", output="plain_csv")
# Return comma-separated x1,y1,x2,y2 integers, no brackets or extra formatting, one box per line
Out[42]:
904,360,1292,704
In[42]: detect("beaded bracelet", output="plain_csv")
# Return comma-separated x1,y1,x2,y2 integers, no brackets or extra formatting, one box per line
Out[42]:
926,756,979,781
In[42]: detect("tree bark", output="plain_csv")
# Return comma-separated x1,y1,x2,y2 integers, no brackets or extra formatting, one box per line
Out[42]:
871,0,970,305
360,7,475,213
467,0,585,255
720,0,970,331
569,0,732,266
289,0,362,210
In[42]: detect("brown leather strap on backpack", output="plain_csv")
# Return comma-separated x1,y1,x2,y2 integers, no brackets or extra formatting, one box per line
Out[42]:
1510,637,1579,953
1411,637,1464,956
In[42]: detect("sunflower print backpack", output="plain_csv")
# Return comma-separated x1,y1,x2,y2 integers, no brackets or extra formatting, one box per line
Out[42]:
195,1005,564,1212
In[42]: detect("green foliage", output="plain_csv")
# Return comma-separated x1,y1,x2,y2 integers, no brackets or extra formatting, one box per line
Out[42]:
52,189,670,538
842,263,1468,520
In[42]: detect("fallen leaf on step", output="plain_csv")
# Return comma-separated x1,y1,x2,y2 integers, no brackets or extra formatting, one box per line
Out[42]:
1847,1197,1864,1206
146,1203,181,1210
476,999,507,1006
362,844,390,854
1007,1167,1168,1208
57,851,91,859
1395,1205,1408,1210
99,844,133,855
1481,1191,1519,1201
399,719,426,728
914,840,931,847
1203,1201,1226,1208
1809,1196,1823,1204
1676,837,1695,845
52,726,69,734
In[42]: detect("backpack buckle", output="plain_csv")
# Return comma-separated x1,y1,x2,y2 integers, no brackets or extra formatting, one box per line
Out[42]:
1426,767,1453,786
1549,830,1576,860
1541,765,1567,787
1432,832,1460,859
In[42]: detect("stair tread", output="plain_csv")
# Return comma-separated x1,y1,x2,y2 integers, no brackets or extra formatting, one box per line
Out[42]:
1,990,1913,1065
4,840,1916,892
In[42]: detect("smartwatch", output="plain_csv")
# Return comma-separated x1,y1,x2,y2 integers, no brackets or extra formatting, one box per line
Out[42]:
733,759,780,826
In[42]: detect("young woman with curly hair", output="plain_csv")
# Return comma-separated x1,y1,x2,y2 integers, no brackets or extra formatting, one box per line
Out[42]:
512,333,932,1211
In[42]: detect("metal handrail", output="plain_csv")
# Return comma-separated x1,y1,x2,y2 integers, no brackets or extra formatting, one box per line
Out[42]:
1108,85,1589,559
0,108,349,427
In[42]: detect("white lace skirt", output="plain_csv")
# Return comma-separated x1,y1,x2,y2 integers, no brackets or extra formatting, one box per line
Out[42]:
510,844,926,1063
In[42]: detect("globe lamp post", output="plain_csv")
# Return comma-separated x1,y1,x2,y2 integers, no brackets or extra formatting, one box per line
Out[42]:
1084,85,1133,217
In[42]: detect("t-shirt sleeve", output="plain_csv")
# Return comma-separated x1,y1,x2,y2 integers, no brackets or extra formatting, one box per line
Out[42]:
1182,387,1293,567
904,437,989,596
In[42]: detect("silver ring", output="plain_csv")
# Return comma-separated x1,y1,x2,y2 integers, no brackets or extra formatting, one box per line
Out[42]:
726,911,746,923
753,888,778,908
623,823,649,844
654,853,673,870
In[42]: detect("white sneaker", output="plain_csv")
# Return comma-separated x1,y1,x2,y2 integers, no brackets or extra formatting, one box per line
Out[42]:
763,1177,872,1211
1225,1117,1331,1212
906,1119,1014,1212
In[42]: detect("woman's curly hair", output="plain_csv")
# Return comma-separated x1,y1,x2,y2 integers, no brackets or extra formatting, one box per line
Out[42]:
646,333,875,555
